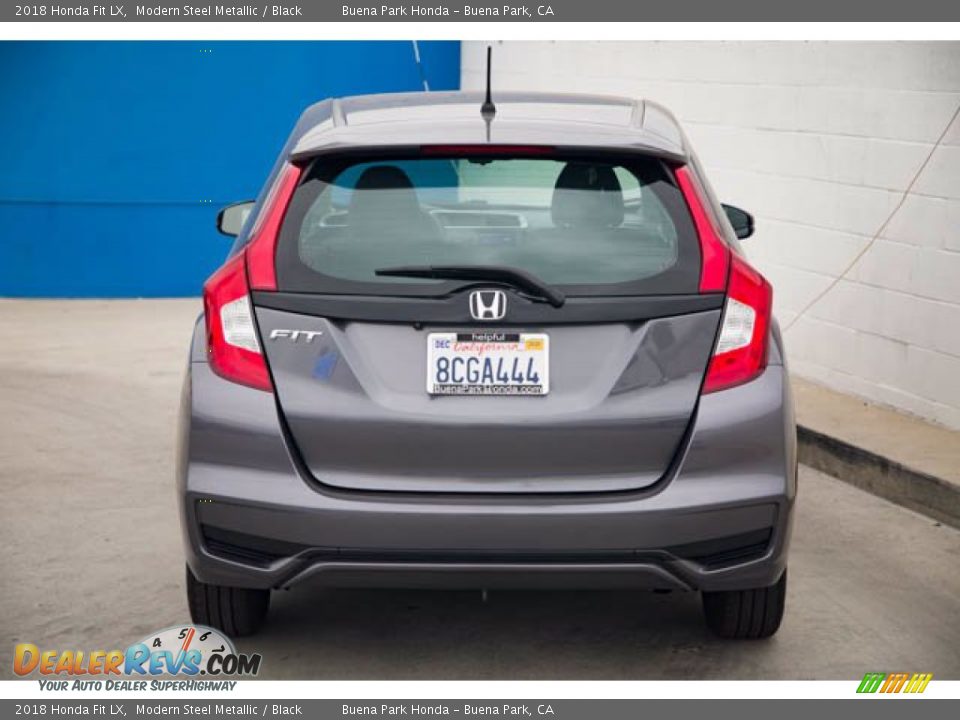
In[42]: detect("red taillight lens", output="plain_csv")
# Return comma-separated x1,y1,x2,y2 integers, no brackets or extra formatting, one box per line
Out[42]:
202,252,272,392
703,254,773,394
247,163,303,291
202,163,302,391
675,165,772,393
675,166,729,293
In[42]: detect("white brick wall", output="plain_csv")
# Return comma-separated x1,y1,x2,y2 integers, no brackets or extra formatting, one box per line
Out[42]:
462,41,960,429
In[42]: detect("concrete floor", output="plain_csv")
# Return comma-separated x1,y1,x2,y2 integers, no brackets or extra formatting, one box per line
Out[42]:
1,299,958,680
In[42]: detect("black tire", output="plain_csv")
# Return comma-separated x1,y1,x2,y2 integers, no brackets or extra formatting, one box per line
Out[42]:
186,565,270,638
702,569,786,639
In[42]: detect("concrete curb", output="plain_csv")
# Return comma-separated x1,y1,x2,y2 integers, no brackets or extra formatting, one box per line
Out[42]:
798,425,960,530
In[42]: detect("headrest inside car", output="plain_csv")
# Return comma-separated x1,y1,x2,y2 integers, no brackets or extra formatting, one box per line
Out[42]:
349,166,423,224
551,163,625,229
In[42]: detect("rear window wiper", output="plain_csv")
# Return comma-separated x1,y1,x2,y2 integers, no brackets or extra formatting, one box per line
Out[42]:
375,265,566,308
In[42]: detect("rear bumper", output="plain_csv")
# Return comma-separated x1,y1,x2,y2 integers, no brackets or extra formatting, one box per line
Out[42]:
178,358,796,593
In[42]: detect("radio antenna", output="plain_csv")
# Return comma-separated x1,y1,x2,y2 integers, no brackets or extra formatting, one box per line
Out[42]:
480,46,496,141
481,46,496,119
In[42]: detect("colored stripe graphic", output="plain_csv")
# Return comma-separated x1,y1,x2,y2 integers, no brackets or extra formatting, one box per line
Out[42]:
905,673,933,694
857,672,933,694
881,672,908,693
857,673,886,693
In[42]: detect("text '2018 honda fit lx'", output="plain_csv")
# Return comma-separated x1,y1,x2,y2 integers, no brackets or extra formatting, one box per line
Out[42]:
178,89,796,640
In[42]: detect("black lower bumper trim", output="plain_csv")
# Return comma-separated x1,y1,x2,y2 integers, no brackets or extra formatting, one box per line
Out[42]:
200,525,773,571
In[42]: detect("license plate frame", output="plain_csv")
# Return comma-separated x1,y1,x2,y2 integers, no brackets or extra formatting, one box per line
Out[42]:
426,331,550,396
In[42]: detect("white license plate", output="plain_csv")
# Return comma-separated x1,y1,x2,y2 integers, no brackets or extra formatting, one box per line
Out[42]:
426,332,549,396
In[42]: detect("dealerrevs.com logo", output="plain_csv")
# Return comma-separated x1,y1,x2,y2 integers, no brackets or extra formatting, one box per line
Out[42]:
14,625,261,688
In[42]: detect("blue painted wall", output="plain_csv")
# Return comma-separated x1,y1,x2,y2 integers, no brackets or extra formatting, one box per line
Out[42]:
0,41,460,297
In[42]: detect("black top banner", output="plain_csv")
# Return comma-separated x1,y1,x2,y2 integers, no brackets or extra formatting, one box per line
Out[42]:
5,0,960,22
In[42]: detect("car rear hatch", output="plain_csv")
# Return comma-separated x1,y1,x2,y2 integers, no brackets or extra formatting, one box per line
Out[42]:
240,147,736,493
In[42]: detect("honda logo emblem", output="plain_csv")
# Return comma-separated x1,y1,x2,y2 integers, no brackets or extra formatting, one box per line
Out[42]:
469,290,507,321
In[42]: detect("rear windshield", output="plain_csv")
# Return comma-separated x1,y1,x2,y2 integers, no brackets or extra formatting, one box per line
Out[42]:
275,153,700,296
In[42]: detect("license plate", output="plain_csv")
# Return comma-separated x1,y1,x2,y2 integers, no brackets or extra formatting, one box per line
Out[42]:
427,332,549,396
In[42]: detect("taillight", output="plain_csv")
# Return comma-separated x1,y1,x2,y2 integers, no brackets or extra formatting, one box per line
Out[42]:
703,254,773,393
675,165,773,393
201,163,302,391
247,164,303,290
203,252,272,392
675,166,729,293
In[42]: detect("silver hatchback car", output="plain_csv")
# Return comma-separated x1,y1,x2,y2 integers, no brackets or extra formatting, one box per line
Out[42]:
178,90,796,639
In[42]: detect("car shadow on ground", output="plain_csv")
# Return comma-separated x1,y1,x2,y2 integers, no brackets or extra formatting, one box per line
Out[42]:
233,582,768,680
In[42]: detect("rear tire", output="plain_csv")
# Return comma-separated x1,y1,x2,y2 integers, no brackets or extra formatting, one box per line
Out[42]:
186,565,270,638
702,569,786,639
